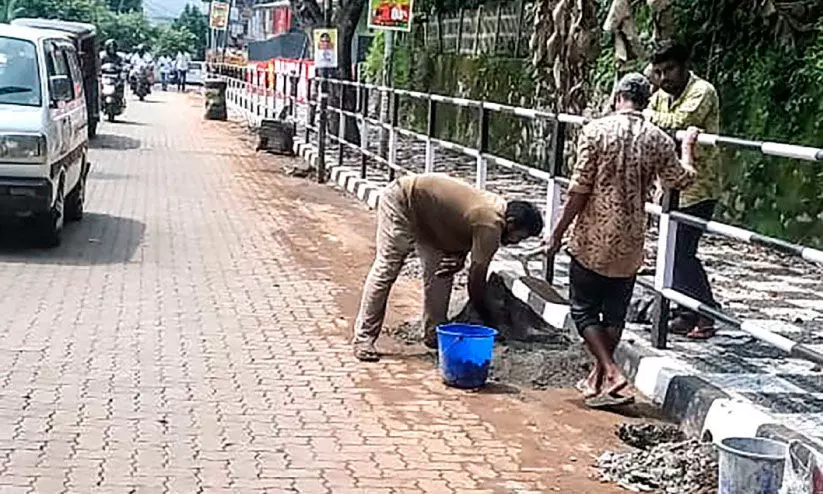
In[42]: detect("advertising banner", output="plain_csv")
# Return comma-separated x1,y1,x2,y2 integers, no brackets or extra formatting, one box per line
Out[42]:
313,28,338,69
368,0,414,32
210,1,230,30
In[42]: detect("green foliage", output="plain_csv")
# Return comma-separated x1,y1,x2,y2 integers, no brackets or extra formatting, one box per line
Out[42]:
173,4,208,59
3,0,203,56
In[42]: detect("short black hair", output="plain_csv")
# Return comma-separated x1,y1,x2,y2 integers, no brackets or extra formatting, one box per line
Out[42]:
506,201,544,237
651,41,690,66
614,72,652,109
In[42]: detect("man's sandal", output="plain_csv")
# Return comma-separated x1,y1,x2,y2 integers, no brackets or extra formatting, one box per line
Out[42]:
353,347,380,362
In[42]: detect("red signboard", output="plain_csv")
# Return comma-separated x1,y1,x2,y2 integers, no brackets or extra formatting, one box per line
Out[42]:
273,7,291,35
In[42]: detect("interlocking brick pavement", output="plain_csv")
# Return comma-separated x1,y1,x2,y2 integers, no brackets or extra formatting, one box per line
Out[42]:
0,92,623,493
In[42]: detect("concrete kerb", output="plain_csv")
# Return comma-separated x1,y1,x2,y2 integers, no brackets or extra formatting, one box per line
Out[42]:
289,136,823,455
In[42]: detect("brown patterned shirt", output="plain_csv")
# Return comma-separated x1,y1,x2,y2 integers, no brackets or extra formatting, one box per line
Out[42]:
567,110,696,278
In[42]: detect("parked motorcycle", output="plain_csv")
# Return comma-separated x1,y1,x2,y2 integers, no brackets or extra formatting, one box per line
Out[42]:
100,63,125,122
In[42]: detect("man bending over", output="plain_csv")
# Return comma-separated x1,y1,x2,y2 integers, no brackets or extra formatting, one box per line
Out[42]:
354,173,544,362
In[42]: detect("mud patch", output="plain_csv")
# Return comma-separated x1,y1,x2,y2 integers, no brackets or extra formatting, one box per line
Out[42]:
599,423,718,493
387,272,590,389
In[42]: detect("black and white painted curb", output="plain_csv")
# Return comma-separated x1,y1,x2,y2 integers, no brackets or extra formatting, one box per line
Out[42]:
288,143,823,454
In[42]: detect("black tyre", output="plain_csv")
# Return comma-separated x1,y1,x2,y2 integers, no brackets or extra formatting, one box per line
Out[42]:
66,173,85,222
39,182,64,248
107,111,115,122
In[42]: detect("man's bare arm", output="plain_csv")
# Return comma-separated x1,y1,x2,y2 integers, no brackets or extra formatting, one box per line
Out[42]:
468,261,491,320
545,192,590,254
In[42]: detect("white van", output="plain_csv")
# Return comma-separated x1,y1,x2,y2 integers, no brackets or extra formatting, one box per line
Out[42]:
0,24,89,246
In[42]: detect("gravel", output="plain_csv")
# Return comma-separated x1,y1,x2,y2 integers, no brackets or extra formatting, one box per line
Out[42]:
598,424,718,494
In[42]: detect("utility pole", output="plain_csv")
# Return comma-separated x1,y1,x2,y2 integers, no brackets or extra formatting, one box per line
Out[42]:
379,31,394,162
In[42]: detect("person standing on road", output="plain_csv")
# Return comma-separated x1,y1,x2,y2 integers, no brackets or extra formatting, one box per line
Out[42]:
158,54,172,91
353,173,544,362
175,51,191,92
645,41,722,339
544,73,700,406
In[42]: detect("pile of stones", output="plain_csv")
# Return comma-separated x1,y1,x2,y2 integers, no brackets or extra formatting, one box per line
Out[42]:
598,424,718,493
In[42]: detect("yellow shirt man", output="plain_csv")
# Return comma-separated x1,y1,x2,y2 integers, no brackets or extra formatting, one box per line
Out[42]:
647,72,720,206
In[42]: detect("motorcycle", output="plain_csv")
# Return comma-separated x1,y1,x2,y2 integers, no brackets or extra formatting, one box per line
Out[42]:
131,64,152,101
100,63,125,122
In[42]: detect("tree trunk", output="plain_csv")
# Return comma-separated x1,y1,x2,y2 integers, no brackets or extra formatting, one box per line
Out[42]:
330,0,366,145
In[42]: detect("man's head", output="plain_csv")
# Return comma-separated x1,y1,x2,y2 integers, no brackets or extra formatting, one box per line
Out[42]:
136,44,146,55
651,41,691,96
104,39,118,55
502,201,544,246
612,72,652,111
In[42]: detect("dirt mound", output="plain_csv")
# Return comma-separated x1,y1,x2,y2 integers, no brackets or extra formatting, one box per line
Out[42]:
599,423,718,493
388,272,590,389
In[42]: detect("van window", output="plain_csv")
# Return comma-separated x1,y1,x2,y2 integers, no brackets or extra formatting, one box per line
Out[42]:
64,49,83,100
0,36,41,107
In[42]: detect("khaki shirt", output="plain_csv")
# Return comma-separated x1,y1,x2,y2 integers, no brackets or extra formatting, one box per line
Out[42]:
568,111,696,278
648,72,720,205
398,174,506,264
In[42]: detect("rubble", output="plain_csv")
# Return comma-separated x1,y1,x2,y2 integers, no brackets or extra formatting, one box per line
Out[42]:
598,424,718,493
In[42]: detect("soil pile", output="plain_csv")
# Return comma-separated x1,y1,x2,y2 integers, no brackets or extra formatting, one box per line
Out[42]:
598,423,718,493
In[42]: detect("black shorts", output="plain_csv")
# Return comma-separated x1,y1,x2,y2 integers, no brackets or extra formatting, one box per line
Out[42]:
569,256,636,334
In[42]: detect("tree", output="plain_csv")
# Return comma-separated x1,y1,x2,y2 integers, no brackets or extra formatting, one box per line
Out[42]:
292,0,367,145
153,24,195,56
106,0,140,13
98,11,154,51
174,4,208,59
11,0,110,23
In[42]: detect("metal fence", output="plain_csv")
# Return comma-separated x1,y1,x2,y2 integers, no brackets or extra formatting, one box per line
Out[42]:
208,63,823,367
422,2,535,58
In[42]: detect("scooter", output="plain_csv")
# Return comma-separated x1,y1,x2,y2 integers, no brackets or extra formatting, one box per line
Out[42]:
100,63,125,122
132,65,151,101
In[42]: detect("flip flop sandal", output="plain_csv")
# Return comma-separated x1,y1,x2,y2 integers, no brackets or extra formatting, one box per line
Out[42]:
686,327,717,340
585,393,636,409
353,348,380,362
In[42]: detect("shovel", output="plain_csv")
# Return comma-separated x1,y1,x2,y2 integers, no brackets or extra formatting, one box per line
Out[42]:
511,246,567,305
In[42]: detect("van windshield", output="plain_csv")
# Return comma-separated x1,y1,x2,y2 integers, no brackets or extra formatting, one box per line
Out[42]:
0,37,41,107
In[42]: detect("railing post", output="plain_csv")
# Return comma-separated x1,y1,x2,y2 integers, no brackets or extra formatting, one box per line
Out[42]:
425,96,437,173
338,82,346,168
305,78,315,143
360,82,370,179
514,0,525,58
543,120,566,283
388,90,400,182
476,103,489,189
290,73,298,118
652,190,679,349
317,79,329,184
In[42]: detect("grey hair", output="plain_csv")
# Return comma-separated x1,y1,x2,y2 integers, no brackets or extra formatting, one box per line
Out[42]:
613,72,652,110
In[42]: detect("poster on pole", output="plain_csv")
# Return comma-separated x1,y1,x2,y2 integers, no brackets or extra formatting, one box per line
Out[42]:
313,28,338,69
368,0,414,32
210,1,230,30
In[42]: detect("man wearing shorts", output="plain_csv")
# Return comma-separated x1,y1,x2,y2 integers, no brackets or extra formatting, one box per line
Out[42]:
544,73,700,404
353,173,544,362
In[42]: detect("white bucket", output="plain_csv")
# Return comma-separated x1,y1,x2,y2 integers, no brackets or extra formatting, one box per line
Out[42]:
718,437,788,494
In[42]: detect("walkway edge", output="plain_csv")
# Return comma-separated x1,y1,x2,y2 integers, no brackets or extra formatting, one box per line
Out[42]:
290,138,823,455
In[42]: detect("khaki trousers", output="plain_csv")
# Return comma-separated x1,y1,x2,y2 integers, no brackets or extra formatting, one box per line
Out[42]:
353,181,454,349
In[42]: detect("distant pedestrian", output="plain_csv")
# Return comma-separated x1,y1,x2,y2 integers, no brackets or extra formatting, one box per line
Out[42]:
175,51,191,92
353,174,543,362
645,41,721,339
544,73,699,407
158,54,172,91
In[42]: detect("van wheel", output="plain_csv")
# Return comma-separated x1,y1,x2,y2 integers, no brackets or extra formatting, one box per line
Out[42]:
39,182,65,248
66,174,85,222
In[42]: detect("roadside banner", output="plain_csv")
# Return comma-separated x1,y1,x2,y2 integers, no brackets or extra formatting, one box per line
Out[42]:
313,28,338,69
368,0,414,32
210,1,230,30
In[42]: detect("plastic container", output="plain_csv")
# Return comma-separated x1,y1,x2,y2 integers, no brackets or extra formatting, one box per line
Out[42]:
718,437,788,494
436,324,498,389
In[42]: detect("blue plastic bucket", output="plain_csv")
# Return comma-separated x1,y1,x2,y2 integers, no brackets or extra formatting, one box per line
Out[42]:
436,324,498,389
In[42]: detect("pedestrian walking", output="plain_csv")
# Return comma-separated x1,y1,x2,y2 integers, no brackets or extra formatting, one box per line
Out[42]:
544,73,700,407
353,173,543,362
645,40,722,339
158,54,171,91
175,50,191,92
